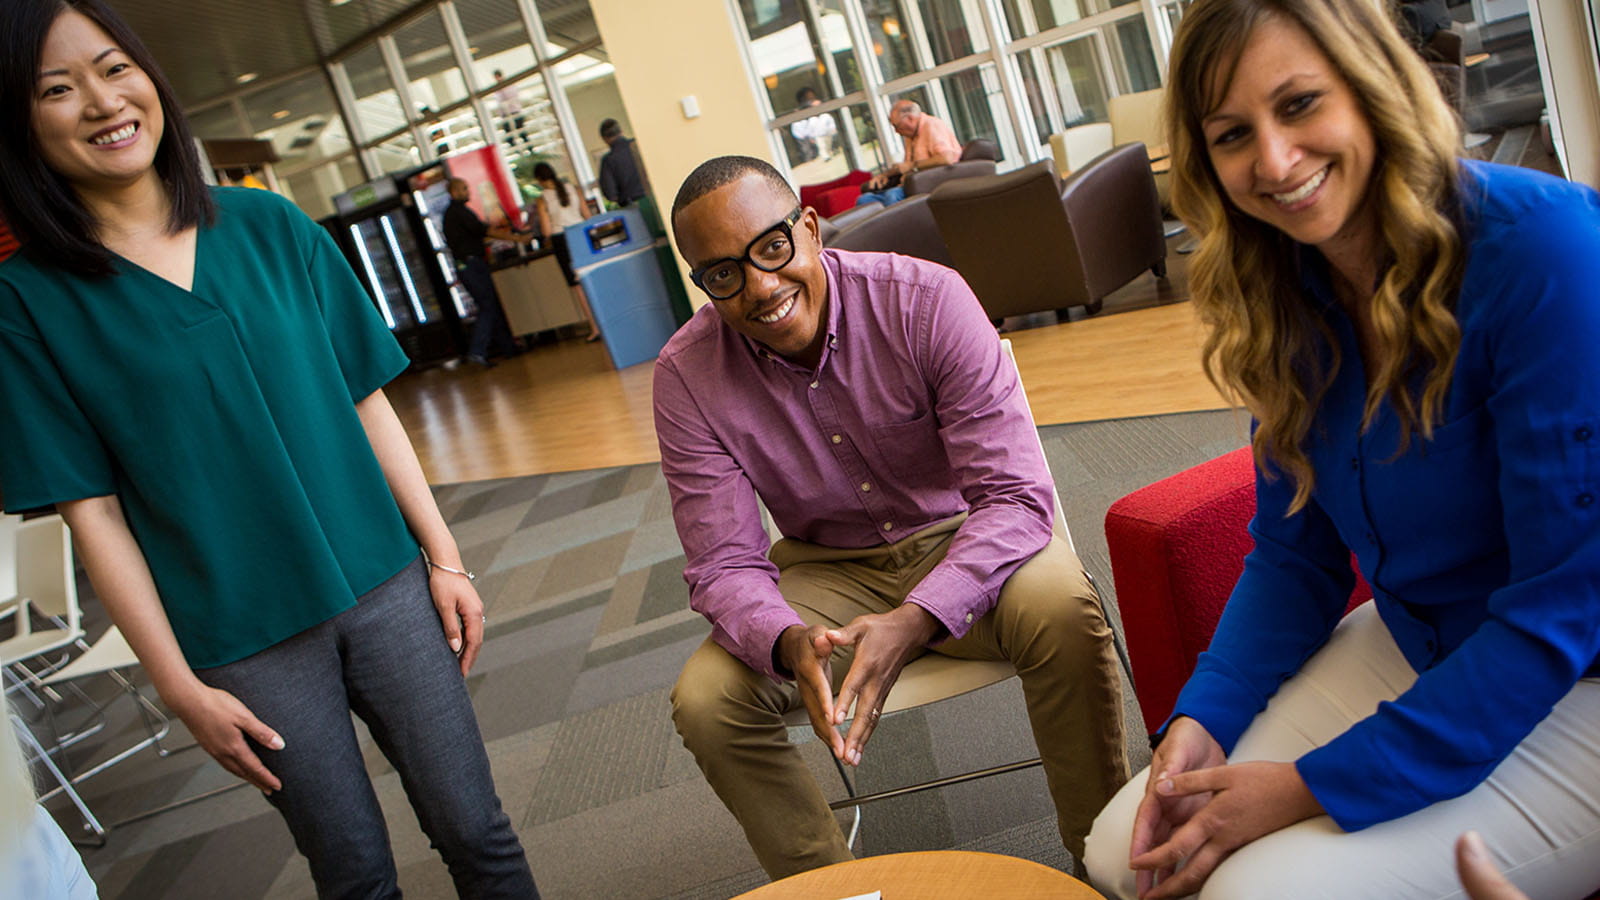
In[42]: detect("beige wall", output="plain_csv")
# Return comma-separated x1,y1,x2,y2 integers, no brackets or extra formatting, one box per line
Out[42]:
591,0,774,306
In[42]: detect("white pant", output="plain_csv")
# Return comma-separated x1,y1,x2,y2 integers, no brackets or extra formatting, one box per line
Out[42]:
1085,602,1600,900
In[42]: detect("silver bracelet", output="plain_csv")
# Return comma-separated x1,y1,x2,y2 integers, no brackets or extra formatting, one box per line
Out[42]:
420,547,476,581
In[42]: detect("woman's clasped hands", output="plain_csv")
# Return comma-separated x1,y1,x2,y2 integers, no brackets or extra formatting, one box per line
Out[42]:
1129,716,1324,899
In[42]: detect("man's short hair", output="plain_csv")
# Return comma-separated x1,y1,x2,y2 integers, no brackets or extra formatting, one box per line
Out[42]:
671,156,796,226
599,118,623,141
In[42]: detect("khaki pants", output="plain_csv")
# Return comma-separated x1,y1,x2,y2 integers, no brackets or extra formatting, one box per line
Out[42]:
670,516,1130,879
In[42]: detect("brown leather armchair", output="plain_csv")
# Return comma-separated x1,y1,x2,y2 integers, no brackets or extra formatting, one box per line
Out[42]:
927,146,1165,319
903,139,1001,196
826,193,955,270
817,200,884,245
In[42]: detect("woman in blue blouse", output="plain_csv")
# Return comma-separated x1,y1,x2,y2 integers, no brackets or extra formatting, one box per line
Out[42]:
0,2,536,896
1084,0,1600,897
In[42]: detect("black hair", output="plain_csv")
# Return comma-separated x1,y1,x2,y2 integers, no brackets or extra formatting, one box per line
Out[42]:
532,162,569,208
670,155,795,225
0,0,213,277
795,86,817,105
599,118,622,142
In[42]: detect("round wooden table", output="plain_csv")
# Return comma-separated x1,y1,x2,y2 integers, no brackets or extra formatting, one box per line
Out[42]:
731,850,1107,899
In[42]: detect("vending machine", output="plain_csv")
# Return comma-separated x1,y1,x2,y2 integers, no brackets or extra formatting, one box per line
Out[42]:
326,165,465,366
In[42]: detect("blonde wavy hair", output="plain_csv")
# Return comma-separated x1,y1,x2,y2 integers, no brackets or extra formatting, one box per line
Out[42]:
1166,0,1465,513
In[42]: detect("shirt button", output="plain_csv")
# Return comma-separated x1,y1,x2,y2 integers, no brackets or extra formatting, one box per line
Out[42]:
831,434,842,444
1349,458,1359,471
965,613,974,624
1579,493,1595,508
1576,427,1593,442
881,521,894,531
1365,531,1376,544
860,482,872,492
1425,639,1436,653
810,381,819,389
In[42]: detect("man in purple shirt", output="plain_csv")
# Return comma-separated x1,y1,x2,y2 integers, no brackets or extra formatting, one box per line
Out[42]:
656,156,1128,877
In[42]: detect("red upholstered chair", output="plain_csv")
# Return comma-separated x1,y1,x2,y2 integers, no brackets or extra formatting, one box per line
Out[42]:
800,170,871,218
1106,447,1369,737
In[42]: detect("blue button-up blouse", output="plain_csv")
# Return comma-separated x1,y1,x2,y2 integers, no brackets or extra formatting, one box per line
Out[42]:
1171,160,1600,830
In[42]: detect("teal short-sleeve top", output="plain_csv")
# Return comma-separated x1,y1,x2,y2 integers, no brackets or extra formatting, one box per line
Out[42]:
0,187,417,668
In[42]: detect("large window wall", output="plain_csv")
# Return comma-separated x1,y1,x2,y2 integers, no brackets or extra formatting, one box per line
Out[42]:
185,0,621,220
734,0,1179,182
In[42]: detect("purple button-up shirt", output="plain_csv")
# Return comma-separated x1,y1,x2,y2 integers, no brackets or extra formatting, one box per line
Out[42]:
653,249,1056,680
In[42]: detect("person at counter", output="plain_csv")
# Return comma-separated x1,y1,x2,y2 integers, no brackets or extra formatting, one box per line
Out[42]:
532,162,601,343
443,177,532,368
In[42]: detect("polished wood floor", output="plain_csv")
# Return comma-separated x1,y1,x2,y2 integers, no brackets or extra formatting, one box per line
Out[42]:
387,242,1233,484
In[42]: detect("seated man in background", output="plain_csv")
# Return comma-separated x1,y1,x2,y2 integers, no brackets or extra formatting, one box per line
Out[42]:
855,99,962,207
655,155,1129,879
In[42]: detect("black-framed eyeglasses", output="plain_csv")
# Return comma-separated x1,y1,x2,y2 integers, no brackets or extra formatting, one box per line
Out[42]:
689,207,803,301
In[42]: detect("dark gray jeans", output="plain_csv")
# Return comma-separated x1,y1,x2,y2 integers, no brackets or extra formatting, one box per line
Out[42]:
196,557,537,899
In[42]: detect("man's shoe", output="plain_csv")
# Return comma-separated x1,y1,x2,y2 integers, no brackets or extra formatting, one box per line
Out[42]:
464,354,497,369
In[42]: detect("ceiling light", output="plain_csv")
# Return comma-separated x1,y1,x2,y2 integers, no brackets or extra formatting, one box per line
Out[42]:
236,72,258,84
272,109,292,119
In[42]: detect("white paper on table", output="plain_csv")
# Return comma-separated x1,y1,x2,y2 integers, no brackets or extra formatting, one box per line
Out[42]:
837,893,882,900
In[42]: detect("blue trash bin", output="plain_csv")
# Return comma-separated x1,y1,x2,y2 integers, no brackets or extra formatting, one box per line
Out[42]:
567,207,681,370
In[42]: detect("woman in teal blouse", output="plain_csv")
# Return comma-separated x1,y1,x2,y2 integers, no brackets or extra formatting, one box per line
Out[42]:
1084,0,1600,898
0,2,537,896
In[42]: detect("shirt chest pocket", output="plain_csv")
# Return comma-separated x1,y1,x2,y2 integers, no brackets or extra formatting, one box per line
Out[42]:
869,408,952,486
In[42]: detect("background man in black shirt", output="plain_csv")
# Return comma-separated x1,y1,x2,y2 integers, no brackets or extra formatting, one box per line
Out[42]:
443,177,533,367
597,119,648,208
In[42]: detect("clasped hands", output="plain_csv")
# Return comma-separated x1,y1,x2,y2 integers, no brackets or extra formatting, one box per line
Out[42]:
1128,716,1325,898
863,166,906,193
778,603,941,766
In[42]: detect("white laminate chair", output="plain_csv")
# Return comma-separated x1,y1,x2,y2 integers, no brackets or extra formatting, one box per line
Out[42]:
1,516,85,687
1049,123,1114,177
769,339,1095,847
27,623,190,846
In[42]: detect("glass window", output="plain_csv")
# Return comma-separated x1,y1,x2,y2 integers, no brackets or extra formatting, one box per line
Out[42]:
862,0,919,82
372,129,421,175
1002,0,1140,35
485,74,551,163
937,66,1000,152
1159,0,1195,35
915,0,987,64
1113,15,1161,94
240,73,354,170
279,155,366,221
394,9,470,113
1015,50,1055,144
780,100,885,186
738,0,856,114
424,109,487,160
456,0,537,87
344,43,409,141
1043,33,1110,126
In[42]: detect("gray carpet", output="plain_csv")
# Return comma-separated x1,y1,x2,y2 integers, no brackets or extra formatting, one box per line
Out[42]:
26,409,1248,899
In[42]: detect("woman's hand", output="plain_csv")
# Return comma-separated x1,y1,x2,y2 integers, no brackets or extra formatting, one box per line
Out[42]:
1130,716,1227,896
430,567,486,676
166,683,284,794
1130,758,1325,898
